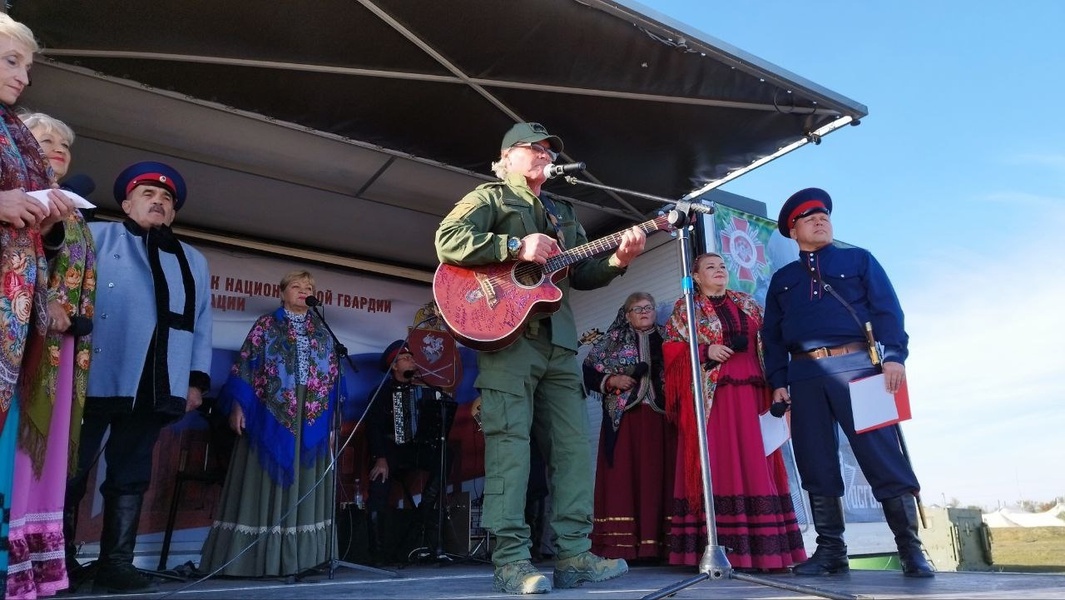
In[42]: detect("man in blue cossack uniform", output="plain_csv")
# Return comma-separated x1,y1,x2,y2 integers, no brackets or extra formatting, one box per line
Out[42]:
762,188,934,578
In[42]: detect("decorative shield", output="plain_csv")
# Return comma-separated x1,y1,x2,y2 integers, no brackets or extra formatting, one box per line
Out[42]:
408,327,462,390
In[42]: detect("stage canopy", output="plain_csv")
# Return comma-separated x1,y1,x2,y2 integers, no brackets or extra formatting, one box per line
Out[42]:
12,0,867,281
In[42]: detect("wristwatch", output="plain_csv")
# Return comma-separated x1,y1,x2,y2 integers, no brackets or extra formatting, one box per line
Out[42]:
507,236,522,259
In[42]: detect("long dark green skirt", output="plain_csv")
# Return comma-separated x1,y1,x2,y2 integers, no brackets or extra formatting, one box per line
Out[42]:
199,388,336,577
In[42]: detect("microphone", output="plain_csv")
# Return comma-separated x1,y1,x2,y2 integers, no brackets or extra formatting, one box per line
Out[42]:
769,400,790,418
543,162,586,178
670,201,714,215
65,315,93,337
402,369,418,380
60,173,96,197
301,294,356,372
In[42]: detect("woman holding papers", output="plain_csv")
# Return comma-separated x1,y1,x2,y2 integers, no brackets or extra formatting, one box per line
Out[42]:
5,111,96,599
0,13,79,591
582,292,676,562
662,252,805,572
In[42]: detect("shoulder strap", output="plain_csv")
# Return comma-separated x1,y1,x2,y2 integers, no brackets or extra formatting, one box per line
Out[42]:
538,194,567,249
806,268,882,365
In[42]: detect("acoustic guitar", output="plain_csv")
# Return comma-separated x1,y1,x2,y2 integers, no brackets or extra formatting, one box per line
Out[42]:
433,214,674,351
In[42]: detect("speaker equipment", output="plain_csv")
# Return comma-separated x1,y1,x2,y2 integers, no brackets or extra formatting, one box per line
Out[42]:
445,491,471,555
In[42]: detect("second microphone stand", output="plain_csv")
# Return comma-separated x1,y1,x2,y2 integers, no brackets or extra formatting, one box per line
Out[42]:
301,299,396,580
406,377,464,564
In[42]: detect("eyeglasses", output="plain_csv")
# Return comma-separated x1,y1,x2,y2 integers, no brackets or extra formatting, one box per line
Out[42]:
627,305,655,314
512,142,559,162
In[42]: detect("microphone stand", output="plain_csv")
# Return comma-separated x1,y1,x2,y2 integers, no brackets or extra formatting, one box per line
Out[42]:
555,177,860,600
407,376,469,565
299,300,395,580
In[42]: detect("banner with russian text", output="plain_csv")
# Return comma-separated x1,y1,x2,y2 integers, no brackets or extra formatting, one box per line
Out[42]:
205,246,428,355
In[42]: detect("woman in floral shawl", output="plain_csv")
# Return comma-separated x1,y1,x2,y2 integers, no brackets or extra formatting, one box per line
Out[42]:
5,112,95,600
582,292,676,562
0,15,77,595
199,270,341,577
662,253,805,572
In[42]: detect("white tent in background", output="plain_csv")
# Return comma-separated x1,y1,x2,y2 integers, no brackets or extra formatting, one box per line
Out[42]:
983,503,1065,527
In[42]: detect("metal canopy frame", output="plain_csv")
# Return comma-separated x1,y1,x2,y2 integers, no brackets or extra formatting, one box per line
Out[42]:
12,0,867,278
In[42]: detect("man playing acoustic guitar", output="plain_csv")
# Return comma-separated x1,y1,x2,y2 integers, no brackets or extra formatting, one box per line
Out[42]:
435,122,645,594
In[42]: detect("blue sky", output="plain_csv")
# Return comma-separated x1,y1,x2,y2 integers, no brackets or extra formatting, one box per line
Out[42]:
644,0,1065,508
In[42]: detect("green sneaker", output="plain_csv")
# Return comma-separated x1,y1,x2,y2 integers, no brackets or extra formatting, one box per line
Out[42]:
553,551,629,589
493,560,552,595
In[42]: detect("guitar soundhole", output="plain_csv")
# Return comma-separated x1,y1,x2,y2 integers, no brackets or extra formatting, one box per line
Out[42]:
513,264,544,287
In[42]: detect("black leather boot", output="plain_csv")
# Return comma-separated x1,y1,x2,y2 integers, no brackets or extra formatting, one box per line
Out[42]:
418,476,444,550
61,501,94,593
793,495,850,576
93,494,157,594
882,494,935,577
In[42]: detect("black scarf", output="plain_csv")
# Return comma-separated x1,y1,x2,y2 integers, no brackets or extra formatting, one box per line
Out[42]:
126,219,197,417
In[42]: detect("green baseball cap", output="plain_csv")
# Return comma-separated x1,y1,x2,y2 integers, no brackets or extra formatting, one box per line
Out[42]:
500,122,564,154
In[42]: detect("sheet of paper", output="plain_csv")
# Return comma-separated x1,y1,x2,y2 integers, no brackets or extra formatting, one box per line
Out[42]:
849,373,909,433
27,189,96,210
759,409,790,456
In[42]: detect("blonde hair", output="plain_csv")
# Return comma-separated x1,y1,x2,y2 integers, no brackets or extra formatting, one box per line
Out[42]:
0,13,39,54
280,269,315,292
20,111,76,145
691,252,726,292
691,252,723,274
490,148,511,180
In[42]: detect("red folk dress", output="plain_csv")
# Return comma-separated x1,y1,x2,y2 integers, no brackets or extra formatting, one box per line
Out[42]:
663,292,806,570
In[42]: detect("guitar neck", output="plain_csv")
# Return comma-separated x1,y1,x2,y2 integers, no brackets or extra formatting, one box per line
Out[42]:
545,214,672,272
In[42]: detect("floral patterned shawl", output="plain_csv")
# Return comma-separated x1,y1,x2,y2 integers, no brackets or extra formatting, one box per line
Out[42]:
218,306,340,487
20,213,95,476
662,290,766,505
583,306,666,433
0,105,53,433
663,290,766,414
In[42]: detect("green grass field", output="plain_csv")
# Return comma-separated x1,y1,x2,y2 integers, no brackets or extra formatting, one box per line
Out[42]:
990,527,1065,573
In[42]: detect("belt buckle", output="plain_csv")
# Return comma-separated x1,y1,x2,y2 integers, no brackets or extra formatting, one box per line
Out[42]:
811,347,830,359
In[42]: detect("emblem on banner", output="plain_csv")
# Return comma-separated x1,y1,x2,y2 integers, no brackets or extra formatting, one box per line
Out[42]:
408,302,462,389
719,215,767,284
420,332,445,363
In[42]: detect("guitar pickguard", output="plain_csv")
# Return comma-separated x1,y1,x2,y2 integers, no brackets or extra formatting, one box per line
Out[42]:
472,270,498,308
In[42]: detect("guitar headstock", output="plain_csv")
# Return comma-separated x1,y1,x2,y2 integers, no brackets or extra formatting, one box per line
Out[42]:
579,327,605,347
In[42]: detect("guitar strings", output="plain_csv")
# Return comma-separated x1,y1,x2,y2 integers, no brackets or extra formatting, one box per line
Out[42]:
476,217,669,289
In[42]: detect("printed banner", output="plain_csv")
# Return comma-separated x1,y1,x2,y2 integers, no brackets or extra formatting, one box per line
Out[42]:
713,204,776,303
204,246,429,355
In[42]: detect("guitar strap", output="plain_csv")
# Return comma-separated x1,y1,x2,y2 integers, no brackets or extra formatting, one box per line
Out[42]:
538,194,567,250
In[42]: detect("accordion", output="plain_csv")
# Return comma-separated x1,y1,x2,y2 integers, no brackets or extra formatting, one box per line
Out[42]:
390,384,456,449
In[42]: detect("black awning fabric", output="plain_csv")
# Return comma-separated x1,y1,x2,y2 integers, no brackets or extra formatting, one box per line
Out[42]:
11,0,866,274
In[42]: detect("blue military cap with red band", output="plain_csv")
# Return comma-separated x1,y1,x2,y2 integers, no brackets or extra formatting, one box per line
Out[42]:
113,161,188,210
777,187,833,237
